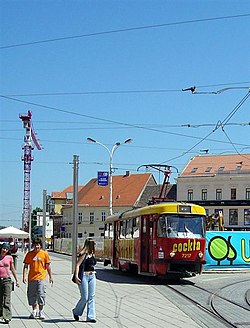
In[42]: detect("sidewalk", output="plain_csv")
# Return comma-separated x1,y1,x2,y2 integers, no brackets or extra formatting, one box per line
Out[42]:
6,251,201,327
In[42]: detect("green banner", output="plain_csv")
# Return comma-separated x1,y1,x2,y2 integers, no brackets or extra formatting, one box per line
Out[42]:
205,231,250,269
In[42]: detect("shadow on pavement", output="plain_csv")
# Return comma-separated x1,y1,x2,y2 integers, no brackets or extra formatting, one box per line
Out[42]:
96,268,195,286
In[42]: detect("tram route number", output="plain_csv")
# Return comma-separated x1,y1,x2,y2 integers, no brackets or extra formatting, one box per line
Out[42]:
182,253,192,259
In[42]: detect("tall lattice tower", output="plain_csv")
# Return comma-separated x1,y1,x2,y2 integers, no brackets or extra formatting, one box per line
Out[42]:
19,111,42,232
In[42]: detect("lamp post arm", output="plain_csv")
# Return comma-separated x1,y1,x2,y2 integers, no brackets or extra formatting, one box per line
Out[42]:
109,143,120,216
86,138,132,216
94,140,110,155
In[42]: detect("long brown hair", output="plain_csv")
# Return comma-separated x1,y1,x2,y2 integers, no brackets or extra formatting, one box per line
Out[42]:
78,238,95,256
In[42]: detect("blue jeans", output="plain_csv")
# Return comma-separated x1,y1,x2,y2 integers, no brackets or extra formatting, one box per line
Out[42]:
73,273,96,321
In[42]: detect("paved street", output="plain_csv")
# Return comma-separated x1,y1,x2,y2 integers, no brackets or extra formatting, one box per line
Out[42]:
5,250,202,327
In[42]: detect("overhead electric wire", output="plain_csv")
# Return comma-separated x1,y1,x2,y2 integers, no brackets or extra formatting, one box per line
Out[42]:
221,127,240,155
1,13,250,49
0,135,249,151
4,81,250,97
220,91,250,127
220,128,250,162
1,94,249,148
1,121,249,131
163,90,250,163
5,89,180,97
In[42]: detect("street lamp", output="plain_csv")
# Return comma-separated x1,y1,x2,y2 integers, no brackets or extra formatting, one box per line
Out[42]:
87,137,132,215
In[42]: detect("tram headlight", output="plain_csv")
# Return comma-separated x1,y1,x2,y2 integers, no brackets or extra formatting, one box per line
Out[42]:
169,252,175,258
198,251,203,258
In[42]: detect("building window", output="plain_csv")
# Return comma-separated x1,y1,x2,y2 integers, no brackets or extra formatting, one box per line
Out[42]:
89,212,94,224
236,165,241,171
78,233,83,238
229,209,238,225
205,167,212,172
89,232,94,237
246,188,250,200
216,189,222,200
187,189,193,201
78,212,83,224
191,167,197,173
201,189,207,201
218,166,224,172
101,211,106,222
244,209,250,225
231,188,236,200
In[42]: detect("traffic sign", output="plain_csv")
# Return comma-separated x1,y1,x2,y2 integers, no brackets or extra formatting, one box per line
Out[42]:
97,171,109,186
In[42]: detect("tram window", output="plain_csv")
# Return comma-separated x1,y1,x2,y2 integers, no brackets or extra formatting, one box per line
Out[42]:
157,216,167,237
125,219,133,238
157,216,178,237
142,218,147,233
109,223,114,238
157,215,204,237
120,221,125,239
166,217,178,237
167,215,204,238
132,217,139,238
104,224,109,238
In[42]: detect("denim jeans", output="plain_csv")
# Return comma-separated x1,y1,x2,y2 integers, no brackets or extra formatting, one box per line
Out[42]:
73,273,96,321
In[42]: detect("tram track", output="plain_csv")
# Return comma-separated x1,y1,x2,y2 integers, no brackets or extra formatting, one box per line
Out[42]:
208,280,250,328
154,279,250,328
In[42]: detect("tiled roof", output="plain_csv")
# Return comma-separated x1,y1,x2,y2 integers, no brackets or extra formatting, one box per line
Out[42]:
51,186,84,199
180,154,250,177
75,173,156,207
136,184,177,207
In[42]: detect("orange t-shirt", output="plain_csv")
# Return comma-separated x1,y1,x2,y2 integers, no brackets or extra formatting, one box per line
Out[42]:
23,249,51,281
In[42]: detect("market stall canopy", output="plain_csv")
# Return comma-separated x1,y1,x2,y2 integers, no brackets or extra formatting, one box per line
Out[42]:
0,226,29,238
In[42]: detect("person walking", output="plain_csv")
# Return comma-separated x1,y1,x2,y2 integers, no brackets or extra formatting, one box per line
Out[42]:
72,238,97,323
22,238,53,320
0,243,19,324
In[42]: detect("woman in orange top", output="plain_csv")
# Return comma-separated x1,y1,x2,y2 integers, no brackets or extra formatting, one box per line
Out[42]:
22,239,53,320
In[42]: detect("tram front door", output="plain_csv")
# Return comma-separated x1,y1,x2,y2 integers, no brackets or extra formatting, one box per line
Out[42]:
140,216,151,273
113,221,119,268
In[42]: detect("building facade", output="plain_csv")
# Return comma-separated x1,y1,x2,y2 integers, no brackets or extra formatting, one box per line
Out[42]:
57,172,161,238
176,154,250,230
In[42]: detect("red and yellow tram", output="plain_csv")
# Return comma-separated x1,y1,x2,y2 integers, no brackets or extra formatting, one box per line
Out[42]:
104,202,207,278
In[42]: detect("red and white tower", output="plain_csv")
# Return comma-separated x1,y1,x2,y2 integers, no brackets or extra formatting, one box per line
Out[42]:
19,110,42,232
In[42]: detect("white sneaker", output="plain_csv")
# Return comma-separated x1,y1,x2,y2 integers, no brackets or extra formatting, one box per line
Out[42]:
38,310,45,320
29,310,37,319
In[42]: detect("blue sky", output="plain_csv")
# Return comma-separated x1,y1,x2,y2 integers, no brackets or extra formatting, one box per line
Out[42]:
1,0,250,228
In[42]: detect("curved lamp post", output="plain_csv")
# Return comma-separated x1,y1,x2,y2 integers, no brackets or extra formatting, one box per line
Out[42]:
87,137,132,215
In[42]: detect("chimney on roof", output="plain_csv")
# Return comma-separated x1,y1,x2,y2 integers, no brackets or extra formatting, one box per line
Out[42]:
124,170,130,177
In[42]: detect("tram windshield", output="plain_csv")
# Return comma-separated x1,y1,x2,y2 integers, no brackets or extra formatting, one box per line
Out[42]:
157,215,205,238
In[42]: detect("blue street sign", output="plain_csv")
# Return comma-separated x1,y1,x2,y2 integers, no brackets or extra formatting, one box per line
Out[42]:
97,171,109,186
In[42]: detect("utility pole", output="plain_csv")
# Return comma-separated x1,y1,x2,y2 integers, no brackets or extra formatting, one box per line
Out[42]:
72,155,79,273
